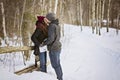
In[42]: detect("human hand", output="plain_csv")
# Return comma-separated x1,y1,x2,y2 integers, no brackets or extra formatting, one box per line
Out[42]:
40,42,44,47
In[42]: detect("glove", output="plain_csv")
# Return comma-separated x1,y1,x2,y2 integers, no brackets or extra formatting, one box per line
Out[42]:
33,46,39,55
40,42,44,47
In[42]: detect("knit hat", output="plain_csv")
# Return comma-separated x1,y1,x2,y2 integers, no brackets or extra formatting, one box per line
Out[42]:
46,13,56,21
37,16,45,23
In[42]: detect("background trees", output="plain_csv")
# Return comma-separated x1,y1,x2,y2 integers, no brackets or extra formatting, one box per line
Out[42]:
0,0,120,38
0,0,120,60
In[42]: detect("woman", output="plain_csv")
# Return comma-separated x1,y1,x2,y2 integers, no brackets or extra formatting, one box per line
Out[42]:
31,16,48,72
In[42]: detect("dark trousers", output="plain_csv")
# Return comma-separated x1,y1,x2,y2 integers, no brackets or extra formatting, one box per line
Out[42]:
49,50,63,80
39,51,47,72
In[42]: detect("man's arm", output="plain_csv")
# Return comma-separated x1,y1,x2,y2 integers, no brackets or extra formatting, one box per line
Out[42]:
43,25,55,45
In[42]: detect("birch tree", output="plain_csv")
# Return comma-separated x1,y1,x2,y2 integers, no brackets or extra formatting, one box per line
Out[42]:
101,0,105,24
0,2,7,43
20,0,26,38
107,0,111,32
59,0,65,36
80,0,83,31
95,0,99,34
92,0,95,33
98,0,102,35
54,0,58,14
88,0,92,27
49,0,52,12
116,13,120,35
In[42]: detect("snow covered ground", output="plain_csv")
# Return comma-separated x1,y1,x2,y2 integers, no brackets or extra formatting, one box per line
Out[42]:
0,24,120,80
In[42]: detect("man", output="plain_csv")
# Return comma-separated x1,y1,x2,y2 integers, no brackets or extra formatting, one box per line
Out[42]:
42,13,63,80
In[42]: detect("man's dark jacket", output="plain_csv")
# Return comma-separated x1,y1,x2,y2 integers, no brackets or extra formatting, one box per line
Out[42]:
43,19,61,51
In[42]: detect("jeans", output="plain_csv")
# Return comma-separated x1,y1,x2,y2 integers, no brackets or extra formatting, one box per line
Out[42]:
49,50,63,80
39,51,47,72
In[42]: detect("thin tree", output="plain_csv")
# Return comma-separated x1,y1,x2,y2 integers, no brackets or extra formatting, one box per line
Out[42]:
54,0,58,14
101,0,105,26
88,0,92,27
98,0,102,35
107,0,111,32
95,0,99,34
80,0,83,31
19,0,27,63
20,0,26,38
116,13,120,35
92,0,95,33
49,0,52,12
0,2,7,43
59,0,65,37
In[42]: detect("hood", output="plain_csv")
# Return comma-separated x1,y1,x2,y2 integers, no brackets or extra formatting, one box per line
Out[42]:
46,13,56,21
37,16,45,23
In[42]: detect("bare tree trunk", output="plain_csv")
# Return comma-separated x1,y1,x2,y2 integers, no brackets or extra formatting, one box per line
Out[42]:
0,2,7,40
101,0,105,25
19,0,29,62
13,9,17,29
49,0,52,12
17,7,20,36
88,0,92,27
75,0,80,25
92,0,95,33
116,13,120,35
96,0,99,34
31,0,36,13
41,0,45,15
107,0,111,32
59,0,64,37
54,0,58,14
98,0,102,35
20,0,26,38
76,0,78,25
80,0,83,31
22,0,37,61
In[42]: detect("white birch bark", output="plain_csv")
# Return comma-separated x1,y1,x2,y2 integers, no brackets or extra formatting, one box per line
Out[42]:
17,8,20,36
0,2,7,39
92,0,95,33
31,0,36,13
59,0,64,37
41,0,45,15
96,0,99,34
107,0,111,32
98,0,102,35
13,10,17,29
19,0,27,63
20,0,26,37
76,0,80,25
49,0,52,12
54,0,58,14
88,1,91,27
116,13,120,34
80,0,83,31
101,0,105,22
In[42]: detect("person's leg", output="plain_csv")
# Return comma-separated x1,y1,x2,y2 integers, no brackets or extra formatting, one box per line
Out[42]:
39,51,47,72
49,50,63,80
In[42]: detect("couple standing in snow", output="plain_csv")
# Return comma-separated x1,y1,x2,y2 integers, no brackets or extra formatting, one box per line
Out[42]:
31,13,63,80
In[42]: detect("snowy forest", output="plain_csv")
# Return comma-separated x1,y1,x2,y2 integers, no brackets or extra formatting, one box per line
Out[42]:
0,0,120,39
0,0,120,80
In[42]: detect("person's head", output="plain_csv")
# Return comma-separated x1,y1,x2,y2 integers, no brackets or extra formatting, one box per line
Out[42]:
36,16,45,27
36,16,49,26
37,16,45,23
36,16,48,36
46,13,56,22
